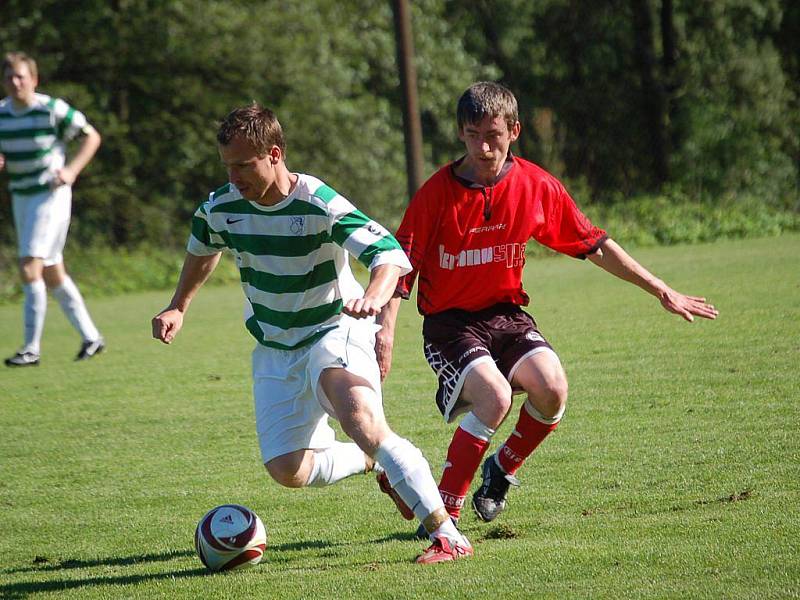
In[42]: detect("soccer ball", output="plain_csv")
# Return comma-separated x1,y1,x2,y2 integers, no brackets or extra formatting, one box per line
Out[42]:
194,504,267,572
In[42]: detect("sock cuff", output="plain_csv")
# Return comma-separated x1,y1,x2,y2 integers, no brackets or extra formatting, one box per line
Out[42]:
523,399,564,425
24,279,46,293
51,275,76,295
459,411,496,441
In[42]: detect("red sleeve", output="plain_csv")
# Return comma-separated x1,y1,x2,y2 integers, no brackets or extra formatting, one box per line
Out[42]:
394,179,439,299
534,177,607,258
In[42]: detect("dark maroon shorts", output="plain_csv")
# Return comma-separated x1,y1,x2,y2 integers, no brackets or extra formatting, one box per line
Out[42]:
422,303,555,422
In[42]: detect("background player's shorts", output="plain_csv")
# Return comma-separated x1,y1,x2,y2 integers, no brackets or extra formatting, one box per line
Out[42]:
422,303,557,422
12,185,72,266
253,315,384,464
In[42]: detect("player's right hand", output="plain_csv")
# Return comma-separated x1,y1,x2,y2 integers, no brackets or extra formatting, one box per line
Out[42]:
0,153,5,170
152,308,184,344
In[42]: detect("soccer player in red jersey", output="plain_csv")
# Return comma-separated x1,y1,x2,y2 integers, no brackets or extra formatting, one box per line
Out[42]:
376,82,718,537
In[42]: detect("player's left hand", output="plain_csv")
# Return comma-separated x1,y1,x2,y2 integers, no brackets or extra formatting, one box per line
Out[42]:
53,167,77,187
343,296,383,319
659,289,719,322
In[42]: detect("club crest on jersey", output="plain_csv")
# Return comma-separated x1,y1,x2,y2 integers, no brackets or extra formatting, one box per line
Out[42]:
289,216,305,235
525,331,544,343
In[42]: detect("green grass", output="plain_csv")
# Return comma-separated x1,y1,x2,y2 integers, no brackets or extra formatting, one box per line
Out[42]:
1,235,798,599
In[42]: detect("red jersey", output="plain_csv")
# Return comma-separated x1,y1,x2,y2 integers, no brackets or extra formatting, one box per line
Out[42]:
395,155,607,316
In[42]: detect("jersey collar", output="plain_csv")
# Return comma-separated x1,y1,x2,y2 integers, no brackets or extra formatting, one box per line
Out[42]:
450,152,515,189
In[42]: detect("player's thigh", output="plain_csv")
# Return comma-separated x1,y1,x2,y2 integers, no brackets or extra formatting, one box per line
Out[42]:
309,316,388,448
510,348,568,416
252,344,336,467
460,359,514,428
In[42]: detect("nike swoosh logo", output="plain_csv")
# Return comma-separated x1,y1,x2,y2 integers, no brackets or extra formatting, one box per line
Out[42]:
226,217,244,224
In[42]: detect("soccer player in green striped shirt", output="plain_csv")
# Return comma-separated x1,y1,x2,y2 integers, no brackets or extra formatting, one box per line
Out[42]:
1,52,105,367
151,104,473,563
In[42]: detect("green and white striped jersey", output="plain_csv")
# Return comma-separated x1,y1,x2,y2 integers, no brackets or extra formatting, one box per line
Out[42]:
188,174,411,350
0,93,89,196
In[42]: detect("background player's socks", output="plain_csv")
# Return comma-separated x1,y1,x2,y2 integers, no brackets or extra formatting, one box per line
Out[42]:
22,279,46,355
51,276,100,342
437,412,494,518
496,400,561,476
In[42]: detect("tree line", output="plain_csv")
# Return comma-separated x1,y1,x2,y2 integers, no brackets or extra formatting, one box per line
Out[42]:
0,0,797,250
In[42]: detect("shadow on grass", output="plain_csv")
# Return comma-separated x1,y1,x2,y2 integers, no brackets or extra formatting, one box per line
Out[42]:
5,549,196,574
2,536,412,596
0,567,208,599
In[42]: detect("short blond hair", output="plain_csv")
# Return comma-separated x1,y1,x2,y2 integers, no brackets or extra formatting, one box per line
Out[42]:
3,52,38,80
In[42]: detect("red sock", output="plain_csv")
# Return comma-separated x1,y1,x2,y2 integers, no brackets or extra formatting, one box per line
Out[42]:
496,404,559,476
438,426,490,519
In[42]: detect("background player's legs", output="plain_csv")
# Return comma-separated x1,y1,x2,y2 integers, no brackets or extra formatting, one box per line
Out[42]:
44,262,102,348
18,257,46,356
436,361,511,519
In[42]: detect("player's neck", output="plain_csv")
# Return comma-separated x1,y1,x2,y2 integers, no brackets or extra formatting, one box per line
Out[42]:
256,169,297,206
10,93,36,111
454,154,509,187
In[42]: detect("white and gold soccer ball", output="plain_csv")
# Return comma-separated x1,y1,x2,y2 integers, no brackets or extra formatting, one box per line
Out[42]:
194,504,267,572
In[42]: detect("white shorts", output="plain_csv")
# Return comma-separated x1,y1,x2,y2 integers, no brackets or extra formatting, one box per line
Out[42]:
12,185,72,266
252,315,384,464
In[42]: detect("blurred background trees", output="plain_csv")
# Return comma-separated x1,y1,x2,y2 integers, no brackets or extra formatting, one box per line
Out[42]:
0,0,797,251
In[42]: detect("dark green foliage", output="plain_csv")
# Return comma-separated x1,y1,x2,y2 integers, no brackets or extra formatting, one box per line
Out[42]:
0,0,797,254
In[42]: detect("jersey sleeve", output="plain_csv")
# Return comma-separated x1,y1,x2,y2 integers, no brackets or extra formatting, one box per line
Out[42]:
52,98,89,142
186,196,227,256
394,182,437,299
535,178,607,258
325,189,411,274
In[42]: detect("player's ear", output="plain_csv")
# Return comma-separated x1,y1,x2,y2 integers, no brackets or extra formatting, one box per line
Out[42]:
268,145,282,164
509,121,521,142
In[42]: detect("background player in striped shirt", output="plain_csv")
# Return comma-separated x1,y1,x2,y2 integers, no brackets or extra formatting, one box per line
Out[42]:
1,52,104,367
376,82,719,533
151,104,472,563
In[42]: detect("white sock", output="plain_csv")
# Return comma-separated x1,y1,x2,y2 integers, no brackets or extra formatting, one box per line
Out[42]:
432,518,470,547
373,434,445,523
22,280,47,355
51,276,100,342
305,441,368,487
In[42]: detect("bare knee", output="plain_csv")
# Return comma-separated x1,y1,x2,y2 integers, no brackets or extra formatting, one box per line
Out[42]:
463,372,513,429
18,257,44,284
264,451,312,488
530,374,568,419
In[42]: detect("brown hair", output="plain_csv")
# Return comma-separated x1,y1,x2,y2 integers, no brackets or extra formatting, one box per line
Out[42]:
216,102,286,157
456,81,518,132
3,51,38,80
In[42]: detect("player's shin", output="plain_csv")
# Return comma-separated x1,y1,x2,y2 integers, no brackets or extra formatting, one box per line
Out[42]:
437,412,494,518
22,280,46,354
373,435,447,523
495,399,562,475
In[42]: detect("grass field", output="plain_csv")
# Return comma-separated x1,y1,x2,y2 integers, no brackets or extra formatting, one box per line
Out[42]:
1,235,798,599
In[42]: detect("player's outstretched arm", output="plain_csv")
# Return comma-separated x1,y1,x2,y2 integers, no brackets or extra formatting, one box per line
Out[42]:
151,252,222,343
375,294,402,381
587,238,719,322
